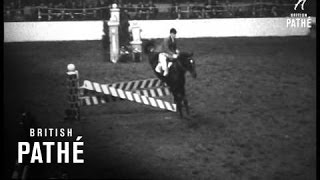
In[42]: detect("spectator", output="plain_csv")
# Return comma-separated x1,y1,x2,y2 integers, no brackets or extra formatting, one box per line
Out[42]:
10,1,17,9
146,9,151,20
65,0,73,8
171,2,181,19
255,0,265,17
199,8,206,18
51,4,61,20
122,3,131,19
76,0,83,9
93,1,99,19
30,2,38,20
78,1,88,9
181,1,192,19
7,1,17,20
71,1,83,20
126,2,135,18
251,0,257,17
144,1,151,19
135,9,145,20
256,6,267,17
118,0,123,7
147,0,158,19
191,1,201,18
224,0,233,17
85,2,97,20
17,0,23,8
2,0,293,21
38,2,48,21
270,6,278,17
63,0,74,20
14,9,25,21
204,0,213,18
270,0,280,17
214,0,223,17
136,1,145,19
70,1,76,9
137,1,145,12
251,6,256,17
4,5,12,21
235,6,246,17
57,2,65,9
98,0,107,7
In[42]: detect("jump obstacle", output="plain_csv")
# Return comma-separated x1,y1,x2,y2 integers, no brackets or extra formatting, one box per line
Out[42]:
65,64,177,121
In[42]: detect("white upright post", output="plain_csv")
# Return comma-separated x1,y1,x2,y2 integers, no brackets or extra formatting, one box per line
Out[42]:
129,21,142,62
130,20,142,53
108,4,120,63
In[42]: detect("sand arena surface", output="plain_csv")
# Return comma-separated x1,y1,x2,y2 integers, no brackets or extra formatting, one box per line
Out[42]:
4,37,316,179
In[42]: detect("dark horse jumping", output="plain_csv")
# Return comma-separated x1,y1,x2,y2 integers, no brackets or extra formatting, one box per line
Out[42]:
143,40,197,117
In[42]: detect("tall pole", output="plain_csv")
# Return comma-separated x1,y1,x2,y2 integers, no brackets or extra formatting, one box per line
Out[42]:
108,4,120,63
66,64,80,121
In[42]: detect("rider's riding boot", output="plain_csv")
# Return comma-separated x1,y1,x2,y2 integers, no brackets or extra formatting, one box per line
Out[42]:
155,63,162,73
163,69,169,76
162,61,169,76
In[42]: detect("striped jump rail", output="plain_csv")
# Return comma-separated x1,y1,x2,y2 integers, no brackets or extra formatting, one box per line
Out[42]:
106,78,162,91
81,80,171,98
80,95,123,106
82,80,176,112
80,87,171,106
80,78,162,91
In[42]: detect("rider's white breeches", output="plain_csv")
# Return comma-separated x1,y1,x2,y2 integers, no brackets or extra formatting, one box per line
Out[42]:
156,53,169,76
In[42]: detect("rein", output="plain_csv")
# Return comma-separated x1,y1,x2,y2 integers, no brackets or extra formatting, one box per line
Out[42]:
175,57,188,73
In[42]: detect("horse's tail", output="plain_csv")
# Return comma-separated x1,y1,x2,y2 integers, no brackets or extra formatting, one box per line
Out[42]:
143,39,156,54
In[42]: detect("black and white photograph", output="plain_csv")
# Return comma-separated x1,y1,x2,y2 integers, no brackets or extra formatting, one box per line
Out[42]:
4,0,316,179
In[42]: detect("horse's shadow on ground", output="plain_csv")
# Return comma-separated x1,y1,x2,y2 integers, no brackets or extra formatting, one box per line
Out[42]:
180,108,226,131
180,110,205,129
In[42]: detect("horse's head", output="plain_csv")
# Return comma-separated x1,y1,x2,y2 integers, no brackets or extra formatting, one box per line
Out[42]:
177,52,197,78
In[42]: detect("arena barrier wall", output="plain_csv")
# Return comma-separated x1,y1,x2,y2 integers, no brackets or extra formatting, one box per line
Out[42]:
4,21,104,42
4,17,316,42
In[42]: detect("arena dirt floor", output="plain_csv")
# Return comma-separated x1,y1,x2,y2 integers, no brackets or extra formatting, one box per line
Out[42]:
4,37,316,179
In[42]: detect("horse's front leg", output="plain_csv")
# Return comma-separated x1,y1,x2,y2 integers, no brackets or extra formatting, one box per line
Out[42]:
177,101,183,118
173,93,183,117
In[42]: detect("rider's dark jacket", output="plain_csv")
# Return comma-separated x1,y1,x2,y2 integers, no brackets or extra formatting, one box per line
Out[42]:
161,36,177,58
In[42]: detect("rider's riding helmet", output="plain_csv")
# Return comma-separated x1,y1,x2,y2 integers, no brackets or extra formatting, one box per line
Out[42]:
170,28,177,34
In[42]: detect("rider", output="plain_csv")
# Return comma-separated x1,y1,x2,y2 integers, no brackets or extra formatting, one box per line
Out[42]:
155,28,180,76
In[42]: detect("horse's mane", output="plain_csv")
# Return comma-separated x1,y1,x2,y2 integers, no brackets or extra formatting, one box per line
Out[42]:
143,40,156,54
178,52,193,60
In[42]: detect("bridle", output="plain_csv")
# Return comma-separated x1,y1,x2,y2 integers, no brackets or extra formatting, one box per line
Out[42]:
176,56,193,73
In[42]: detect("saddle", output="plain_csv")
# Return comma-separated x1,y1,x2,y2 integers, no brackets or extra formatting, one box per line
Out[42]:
155,57,173,73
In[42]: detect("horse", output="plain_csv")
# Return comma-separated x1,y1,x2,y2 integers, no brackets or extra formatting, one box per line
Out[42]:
143,40,197,117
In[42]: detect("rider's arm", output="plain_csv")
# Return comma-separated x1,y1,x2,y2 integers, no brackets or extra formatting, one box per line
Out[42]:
175,39,179,54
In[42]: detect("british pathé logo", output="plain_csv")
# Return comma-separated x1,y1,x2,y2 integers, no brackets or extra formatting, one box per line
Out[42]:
287,0,311,28
18,128,84,164
294,0,307,11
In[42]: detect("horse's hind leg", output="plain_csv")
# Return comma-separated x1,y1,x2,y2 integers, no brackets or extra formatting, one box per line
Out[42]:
177,101,183,117
183,97,190,115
